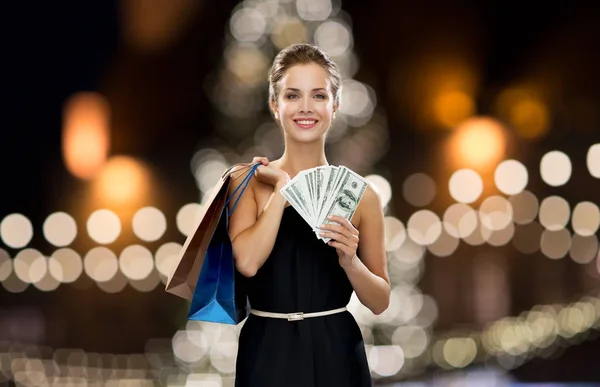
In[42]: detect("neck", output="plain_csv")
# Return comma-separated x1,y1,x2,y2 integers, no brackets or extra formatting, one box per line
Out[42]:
277,140,328,178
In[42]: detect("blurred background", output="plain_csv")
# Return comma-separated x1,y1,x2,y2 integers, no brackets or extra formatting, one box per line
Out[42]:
2,0,600,386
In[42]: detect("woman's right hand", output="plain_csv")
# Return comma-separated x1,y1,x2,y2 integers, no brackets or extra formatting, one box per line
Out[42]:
251,157,290,188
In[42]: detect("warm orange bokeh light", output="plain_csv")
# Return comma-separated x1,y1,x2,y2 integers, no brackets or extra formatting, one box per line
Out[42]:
62,92,111,180
496,87,550,139
94,156,150,206
433,90,475,128
120,0,200,52
448,117,507,171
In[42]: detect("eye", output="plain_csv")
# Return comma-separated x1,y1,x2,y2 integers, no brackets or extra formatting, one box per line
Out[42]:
314,94,326,100
286,94,299,99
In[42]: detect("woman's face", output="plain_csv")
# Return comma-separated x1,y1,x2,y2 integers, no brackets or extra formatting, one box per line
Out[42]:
272,62,337,143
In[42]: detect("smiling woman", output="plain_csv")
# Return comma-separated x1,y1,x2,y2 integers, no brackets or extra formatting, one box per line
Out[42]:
226,43,390,387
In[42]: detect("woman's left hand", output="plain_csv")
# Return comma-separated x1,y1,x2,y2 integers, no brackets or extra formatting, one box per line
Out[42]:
319,215,359,269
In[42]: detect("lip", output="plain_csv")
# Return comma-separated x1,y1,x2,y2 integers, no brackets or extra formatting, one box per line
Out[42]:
293,119,319,130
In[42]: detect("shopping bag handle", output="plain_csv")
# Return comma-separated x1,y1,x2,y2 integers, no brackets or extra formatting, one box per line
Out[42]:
224,162,261,216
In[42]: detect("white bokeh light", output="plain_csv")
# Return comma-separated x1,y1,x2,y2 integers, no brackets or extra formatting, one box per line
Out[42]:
155,242,182,279
479,196,513,231
230,7,267,43
314,20,352,57
494,159,528,195
86,209,121,244
0,213,33,249
296,0,333,21
177,203,203,237
587,143,600,178
571,202,600,237
443,203,478,238
119,245,154,281
43,212,78,247
84,247,119,282
49,248,83,283
407,210,442,246
369,345,405,377
384,217,406,251
132,207,167,242
539,196,570,231
540,151,572,187
0,249,11,281
13,249,46,284
449,169,483,204
366,175,392,208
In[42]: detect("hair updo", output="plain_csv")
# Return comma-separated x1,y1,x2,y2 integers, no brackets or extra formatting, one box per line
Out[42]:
267,44,342,114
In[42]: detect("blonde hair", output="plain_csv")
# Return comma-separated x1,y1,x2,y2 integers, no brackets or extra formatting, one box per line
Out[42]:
268,44,341,115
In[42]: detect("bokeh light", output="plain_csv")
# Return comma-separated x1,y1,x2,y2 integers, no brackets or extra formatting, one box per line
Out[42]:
84,247,119,282
62,92,110,180
508,190,539,225
540,229,571,259
13,249,47,284
0,248,11,281
571,201,600,236
448,169,483,204
314,20,352,57
587,143,600,178
479,195,513,231
119,245,154,281
43,212,78,247
540,151,572,187
86,209,122,244
539,196,570,231
366,175,392,208
94,156,151,206
176,203,203,237
132,207,167,242
496,86,550,139
402,173,436,207
0,213,33,249
384,217,406,252
447,117,506,171
296,0,334,21
155,242,182,280
494,159,528,195
48,248,83,283
407,210,442,246
443,203,478,238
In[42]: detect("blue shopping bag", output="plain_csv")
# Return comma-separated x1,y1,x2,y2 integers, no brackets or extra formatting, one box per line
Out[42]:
186,162,260,324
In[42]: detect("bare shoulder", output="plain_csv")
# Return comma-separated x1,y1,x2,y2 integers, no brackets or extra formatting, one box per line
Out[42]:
356,182,383,229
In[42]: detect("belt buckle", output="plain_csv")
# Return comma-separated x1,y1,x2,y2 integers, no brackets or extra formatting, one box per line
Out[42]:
287,312,304,321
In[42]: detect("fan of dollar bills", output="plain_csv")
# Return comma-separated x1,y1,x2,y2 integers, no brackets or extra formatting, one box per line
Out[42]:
279,165,368,242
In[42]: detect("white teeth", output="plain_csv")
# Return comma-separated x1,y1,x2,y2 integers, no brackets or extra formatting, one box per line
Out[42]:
297,120,316,125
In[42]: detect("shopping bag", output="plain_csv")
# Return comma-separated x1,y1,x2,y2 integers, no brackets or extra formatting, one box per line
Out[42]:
186,162,259,324
165,163,259,322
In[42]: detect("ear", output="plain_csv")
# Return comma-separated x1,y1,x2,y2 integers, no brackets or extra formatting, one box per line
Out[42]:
270,100,279,120
333,102,339,119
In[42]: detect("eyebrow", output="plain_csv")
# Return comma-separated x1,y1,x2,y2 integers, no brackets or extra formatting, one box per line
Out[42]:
285,88,327,92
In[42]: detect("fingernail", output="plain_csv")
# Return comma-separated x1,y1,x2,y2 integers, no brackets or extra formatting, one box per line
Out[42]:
327,215,333,220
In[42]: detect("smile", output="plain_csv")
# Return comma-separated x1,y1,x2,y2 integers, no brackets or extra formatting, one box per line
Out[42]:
294,119,318,129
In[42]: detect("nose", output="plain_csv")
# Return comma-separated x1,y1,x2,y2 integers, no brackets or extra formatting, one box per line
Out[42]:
299,96,313,113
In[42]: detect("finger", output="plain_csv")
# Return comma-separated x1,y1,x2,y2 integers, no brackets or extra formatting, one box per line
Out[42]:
328,215,358,233
252,157,269,165
320,222,355,239
327,240,354,256
320,231,354,248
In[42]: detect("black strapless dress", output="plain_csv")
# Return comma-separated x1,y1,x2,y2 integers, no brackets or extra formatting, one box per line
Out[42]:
235,206,372,387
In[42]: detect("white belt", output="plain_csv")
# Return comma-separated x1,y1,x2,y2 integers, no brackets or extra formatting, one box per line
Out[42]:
250,307,347,321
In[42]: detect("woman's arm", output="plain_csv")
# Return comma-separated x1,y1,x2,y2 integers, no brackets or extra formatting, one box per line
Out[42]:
319,185,391,314
227,163,289,278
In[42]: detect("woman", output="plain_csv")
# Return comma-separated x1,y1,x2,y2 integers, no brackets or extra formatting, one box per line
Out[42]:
227,43,390,387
